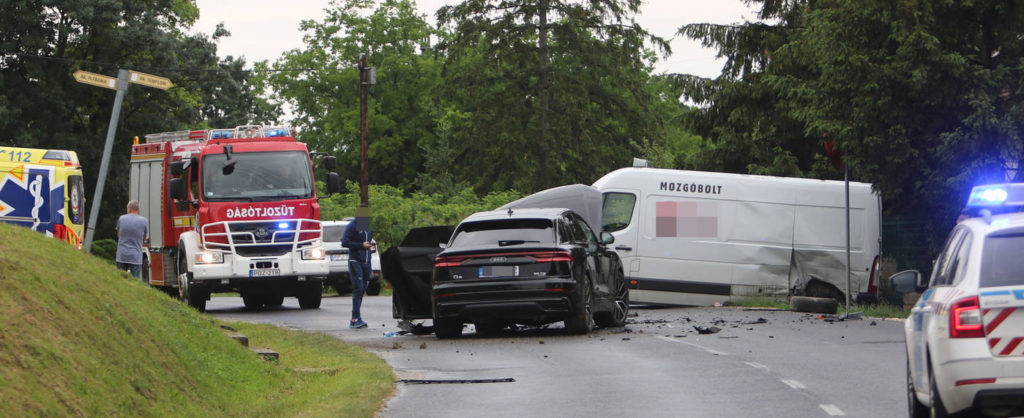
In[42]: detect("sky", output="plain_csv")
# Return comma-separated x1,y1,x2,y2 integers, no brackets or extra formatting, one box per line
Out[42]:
192,0,759,78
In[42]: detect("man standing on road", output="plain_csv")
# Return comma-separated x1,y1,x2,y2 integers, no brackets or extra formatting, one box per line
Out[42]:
116,200,148,279
341,218,374,329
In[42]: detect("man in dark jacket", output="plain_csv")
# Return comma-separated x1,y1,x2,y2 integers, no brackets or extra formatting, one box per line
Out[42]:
341,219,374,329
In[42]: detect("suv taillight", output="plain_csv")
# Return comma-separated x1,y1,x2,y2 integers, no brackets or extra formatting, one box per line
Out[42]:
950,296,985,339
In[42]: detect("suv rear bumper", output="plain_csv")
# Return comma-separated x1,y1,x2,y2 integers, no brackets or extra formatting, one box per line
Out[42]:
432,278,577,324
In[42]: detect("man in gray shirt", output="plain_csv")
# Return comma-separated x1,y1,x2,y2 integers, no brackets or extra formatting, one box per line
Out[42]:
116,200,148,279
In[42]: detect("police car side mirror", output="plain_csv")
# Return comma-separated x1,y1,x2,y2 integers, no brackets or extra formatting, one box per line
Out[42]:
889,270,923,294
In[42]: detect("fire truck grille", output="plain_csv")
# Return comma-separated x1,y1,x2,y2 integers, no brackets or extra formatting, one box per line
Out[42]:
200,219,321,255
228,222,295,244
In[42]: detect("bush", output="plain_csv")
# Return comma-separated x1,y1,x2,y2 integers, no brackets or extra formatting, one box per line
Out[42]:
319,182,522,250
90,238,118,264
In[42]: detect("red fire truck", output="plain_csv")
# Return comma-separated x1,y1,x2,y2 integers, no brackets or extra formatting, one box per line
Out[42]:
129,125,340,312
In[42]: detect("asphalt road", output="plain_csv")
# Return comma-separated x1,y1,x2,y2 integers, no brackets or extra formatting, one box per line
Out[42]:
207,295,908,418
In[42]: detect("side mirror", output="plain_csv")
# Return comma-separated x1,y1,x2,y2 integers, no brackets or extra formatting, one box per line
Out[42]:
168,178,185,201
323,156,338,171
439,242,447,249
326,172,340,195
600,231,615,245
169,161,184,177
889,270,923,294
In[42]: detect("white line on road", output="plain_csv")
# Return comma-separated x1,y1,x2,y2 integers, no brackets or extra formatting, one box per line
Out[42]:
744,361,769,372
819,404,846,416
656,335,729,356
780,379,806,390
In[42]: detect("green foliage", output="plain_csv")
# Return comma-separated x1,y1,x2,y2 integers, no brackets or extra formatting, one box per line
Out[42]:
320,181,521,249
89,238,118,264
0,223,392,416
434,0,673,192
268,0,441,189
0,0,278,241
679,0,1024,254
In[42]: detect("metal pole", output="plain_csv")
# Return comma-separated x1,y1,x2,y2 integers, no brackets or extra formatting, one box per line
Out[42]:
356,54,370,231
845,161,852,308
83,69,130,252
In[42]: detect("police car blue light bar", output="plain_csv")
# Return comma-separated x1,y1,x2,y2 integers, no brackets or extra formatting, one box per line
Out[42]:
967,183,1024,207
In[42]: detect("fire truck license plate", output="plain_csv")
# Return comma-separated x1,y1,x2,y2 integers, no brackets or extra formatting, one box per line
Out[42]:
249,269,280,277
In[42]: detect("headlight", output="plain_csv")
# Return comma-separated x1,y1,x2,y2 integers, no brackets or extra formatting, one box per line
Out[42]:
302,246,325,260
195,251,224,264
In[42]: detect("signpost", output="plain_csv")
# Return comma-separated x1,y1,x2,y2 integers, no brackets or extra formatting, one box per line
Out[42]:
75,69,173,252
73,71,118,90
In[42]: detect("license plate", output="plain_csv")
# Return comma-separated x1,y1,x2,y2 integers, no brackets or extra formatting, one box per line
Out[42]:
479,265,518,278
249,269,280,277
330,254,348,261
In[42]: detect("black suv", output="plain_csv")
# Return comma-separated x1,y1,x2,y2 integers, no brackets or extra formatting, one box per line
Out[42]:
430,208,628,338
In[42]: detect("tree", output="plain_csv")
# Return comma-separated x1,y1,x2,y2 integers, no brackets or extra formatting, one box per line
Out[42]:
0,0,277,240
435,0,669,193
678,0,1024,252
267,0,441,189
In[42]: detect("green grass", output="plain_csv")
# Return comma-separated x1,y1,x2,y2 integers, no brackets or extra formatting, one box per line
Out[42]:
733,295,911,319
0,223,393,416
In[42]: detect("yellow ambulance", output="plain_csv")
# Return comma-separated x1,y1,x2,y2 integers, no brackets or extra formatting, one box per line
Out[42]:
0,146,86,247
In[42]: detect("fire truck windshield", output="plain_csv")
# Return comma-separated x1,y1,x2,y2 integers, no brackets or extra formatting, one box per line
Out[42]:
202,151,313,201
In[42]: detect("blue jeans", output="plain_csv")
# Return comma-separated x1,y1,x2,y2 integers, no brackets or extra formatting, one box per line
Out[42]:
348,260,371,320
117,262,142,279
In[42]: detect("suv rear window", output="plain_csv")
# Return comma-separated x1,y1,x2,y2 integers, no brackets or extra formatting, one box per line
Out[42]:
981,233,1024,287
450,219,554,248
323,224,347,242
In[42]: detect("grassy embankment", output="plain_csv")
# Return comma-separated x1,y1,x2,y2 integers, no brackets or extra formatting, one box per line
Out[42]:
0,223,393,416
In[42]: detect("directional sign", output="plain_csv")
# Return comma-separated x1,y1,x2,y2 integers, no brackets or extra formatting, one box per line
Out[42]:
73,70,118,90
129,71,172,90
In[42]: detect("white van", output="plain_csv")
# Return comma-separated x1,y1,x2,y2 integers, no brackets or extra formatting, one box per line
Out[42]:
592,167,883,306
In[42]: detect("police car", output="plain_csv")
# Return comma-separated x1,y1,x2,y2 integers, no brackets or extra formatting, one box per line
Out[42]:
891,183,1024,417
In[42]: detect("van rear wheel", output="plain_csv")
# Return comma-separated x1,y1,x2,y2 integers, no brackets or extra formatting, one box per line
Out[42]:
790,296,838,314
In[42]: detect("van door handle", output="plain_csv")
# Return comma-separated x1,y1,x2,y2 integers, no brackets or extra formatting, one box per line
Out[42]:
615,245,632,251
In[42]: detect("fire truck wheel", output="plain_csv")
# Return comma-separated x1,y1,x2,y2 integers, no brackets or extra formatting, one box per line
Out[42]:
263,295,284,307
177,248,207,313
242,293,264,310
298,281,323,309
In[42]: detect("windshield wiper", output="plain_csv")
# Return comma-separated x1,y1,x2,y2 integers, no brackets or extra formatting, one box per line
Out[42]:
498,240,540,246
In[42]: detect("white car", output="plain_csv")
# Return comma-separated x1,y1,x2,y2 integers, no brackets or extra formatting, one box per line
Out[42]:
893,183,1024,417
322,219,382,295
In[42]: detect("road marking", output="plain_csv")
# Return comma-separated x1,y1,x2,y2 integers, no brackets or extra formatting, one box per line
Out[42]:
656,335,729,356
819,404,845,416
780,379,806,389
745,361,769,372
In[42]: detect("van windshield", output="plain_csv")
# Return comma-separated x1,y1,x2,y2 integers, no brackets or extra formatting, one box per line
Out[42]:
980,233,1024,287
602,192,636,232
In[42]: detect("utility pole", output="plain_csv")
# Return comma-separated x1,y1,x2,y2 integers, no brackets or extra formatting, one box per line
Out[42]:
356,55,376,230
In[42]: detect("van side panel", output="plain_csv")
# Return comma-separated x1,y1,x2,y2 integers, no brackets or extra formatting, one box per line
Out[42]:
594,167,882,305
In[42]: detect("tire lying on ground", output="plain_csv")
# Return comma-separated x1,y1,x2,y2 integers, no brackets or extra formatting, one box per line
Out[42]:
790,296,839,314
